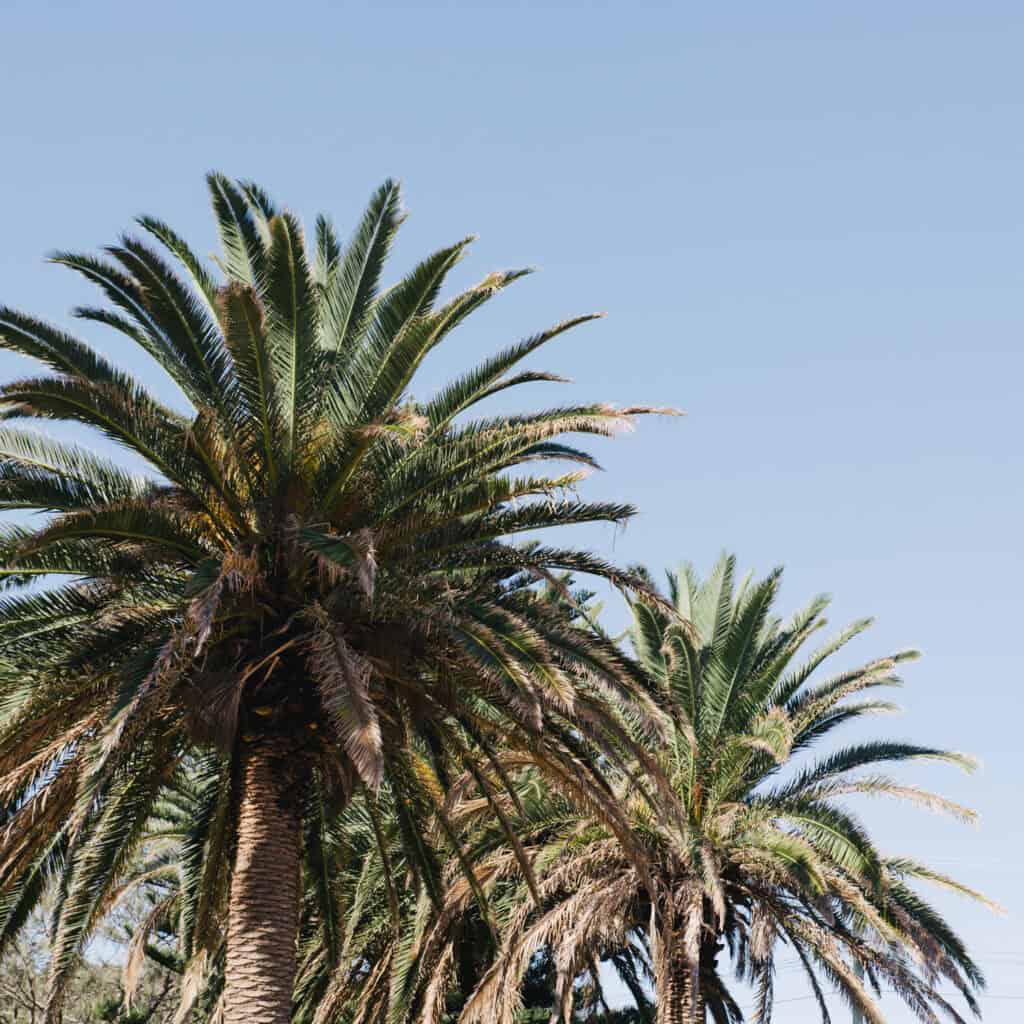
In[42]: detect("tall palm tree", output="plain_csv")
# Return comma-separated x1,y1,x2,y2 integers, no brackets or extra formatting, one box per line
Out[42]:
442,556,989,1024
0,176,669,1024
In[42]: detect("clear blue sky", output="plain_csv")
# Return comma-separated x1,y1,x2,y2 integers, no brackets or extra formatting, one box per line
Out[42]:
2,1,1022,1019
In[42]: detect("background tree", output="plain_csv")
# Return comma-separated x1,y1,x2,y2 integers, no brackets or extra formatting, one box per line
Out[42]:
440,556,990,1024
0,902,178,1024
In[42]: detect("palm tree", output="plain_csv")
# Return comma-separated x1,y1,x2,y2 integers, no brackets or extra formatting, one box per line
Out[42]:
0,176,669,1024
444,556,989,1024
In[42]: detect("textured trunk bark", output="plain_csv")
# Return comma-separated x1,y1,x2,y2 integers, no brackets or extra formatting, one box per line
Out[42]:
656,929,705,1024
223,740,301,1024
683,977,705,1024
656,964,704,1024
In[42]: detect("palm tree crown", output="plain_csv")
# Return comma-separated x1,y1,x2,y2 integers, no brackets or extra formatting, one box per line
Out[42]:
0,176,667,1023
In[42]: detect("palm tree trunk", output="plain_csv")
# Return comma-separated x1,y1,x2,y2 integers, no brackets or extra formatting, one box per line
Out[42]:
656,932,704,1024
656,967,704,1024
223,739,301,1024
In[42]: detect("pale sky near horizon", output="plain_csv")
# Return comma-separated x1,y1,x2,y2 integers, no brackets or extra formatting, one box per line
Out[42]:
2,2,1023,1020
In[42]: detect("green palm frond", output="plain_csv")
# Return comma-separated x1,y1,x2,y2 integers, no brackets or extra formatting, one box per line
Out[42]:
206,173,265,285
0,307,124,384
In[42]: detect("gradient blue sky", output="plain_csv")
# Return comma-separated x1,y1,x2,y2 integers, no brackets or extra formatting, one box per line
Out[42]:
3,2,1023,1019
